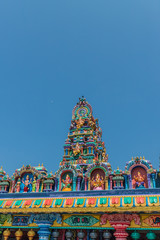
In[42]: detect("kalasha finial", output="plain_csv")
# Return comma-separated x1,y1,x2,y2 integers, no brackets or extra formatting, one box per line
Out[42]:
140,156,142,160
42,163,43,166
143,156,145,160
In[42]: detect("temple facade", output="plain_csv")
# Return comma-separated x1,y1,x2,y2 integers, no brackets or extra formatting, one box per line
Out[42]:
0,97,160,240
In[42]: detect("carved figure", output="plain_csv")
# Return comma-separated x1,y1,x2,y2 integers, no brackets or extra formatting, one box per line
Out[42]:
91,173,104,190
22,175,32,192
76,117,85,129
73,143,81,156
15,178,21,193
134,171,145,188
88,118,96,130
61,174,72,191
32,176,37,192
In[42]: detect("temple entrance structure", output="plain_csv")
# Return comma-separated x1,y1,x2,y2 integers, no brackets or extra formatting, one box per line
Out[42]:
0,97,159,240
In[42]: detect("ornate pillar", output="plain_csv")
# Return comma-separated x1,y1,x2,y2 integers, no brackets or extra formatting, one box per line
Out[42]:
73,176,77,191
54,178,58,191
100,214,140,240
112,221,130,240
109,176,113,190
151,173,156,188
38,222,51,240
128,175,132,189
87,229,90,240
147,174,151,188
123,175,128,189
77,176,81,191
34,214,62,240
27,229,35,240
85,177,88,191
3,229,11,240
15,229,23,240
105,176,108,189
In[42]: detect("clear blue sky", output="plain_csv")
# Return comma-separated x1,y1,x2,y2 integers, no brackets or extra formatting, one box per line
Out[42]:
0,1,159,176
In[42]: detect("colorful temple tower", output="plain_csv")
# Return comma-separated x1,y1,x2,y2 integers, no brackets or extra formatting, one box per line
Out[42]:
0,97,159,240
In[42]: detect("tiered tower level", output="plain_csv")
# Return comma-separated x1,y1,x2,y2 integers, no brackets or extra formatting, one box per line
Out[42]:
0,97,160,240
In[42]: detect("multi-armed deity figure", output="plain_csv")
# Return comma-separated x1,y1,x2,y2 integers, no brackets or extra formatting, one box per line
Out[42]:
91,174,104,190
134,172,145,188
61,174,72,191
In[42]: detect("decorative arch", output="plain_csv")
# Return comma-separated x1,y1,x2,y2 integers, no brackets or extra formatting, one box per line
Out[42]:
55,164,79,192
131,166,148,189
125,157,156,189
85,163,109,178
85,163,109,190
11,165,43,193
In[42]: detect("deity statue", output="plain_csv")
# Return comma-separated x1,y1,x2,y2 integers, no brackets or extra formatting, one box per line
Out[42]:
22,175,32,192
134,171,145,188
15,178,21,193
76,117,85,129
73,143,81,156
32,176,37,192
91,174,104,190
61,174,72,191
88,117,96,130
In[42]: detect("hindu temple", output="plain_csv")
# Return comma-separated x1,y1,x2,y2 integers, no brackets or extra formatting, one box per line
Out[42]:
0,97,160,240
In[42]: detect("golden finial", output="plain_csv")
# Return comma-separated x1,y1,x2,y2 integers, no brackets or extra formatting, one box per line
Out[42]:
38,163,40,166
42,163,43,166
15,229,23,237
27,229,35,239
50,171,52,174
3,229,11,238
140,156,142,160
143,156,145,160
131,157,133,160
0,166,2,170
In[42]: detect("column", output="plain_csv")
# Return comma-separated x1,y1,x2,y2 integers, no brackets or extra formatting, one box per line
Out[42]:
100,214,140,240
111,222,130,240
151,173,156,188
77,177,81,191
128,175,132,189
85,177,88,191
147,174,151,188
73,176,77,191
54,178,58,191
109,176,113,190
38,222,51,240
124,175,128,189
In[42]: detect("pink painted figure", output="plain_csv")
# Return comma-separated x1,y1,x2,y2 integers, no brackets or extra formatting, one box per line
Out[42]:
91,174,104,190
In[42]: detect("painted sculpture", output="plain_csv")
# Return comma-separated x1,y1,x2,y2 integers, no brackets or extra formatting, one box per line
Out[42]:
22,175,32,192
61,174,72,191
134,171,145,188
91,174,104,190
